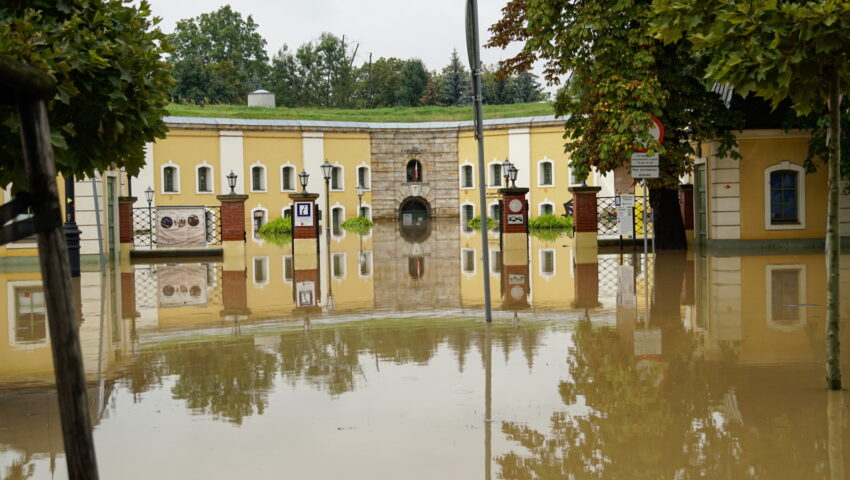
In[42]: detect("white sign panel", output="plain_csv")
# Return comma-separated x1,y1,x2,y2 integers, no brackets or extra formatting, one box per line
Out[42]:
506,213,524,225
508,274,525,285
617,207,634,236
294,202,313,227
157,207,206,247
631,166,659,179
296,281,316,307
157,265,208,307
617,194,635,208
631,152,660,167
402,213,413,226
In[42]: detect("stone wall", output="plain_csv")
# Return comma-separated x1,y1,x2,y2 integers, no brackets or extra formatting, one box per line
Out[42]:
371,130,460,219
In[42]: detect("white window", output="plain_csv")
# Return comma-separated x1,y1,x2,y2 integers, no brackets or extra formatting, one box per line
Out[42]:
331,206,344,237
539,202,554,216
251,164,267,192
489,163,502,187
359,251,372,277
461,203,475,233
764,162,806,230
331,166,344,191
766,264,806,331
539,249,556,276
252,207,267,240
490,249,502,274
568,167,581,186
359,204,372,220
489,203,501,224
196,164,213,193
357,165,371,189
161,163,179,193
460,164,474,189
332,253,346,279
538,160,554,187
461,248,476,274
253,257,269,285
281,165,296,191
8,282,47,347
282,256,293,283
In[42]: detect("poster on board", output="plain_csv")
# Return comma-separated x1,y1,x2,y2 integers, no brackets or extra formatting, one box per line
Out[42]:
157,265,208,307
157,206,206,247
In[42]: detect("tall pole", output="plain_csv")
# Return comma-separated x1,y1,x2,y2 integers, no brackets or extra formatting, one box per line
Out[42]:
466,0,493,322
324,176,333,308
148,198,153,248
64,174,81,277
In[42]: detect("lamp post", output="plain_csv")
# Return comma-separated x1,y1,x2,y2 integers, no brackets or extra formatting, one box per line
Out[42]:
227,170,238,194
356,184,364,217
299,169,309,193
144,186,154,246
64,174,82,277
509,165,518,188
321,159,334,311
502,158,512,187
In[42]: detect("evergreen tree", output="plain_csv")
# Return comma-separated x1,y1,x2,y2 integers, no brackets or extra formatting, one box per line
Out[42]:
420,75,442,106
440,49,471,106
399,59,429,107
513,71,546,103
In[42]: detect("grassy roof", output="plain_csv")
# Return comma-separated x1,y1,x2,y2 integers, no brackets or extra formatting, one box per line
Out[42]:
165,102,556,123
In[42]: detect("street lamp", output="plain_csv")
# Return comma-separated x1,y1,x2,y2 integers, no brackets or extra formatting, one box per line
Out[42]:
321,159,334,310
509,165,518,188
227,170,238,194
501,158,512,187
144,186,154,246
356,184,364,217
299,169,309,192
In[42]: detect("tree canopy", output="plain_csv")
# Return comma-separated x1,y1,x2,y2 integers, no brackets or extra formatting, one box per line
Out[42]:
0,0,173,188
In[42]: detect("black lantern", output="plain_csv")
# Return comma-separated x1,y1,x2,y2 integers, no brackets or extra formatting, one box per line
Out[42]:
227,170,238,194
509,165,518,188
321,160,333,182
299,169,309,192
144,186,154,205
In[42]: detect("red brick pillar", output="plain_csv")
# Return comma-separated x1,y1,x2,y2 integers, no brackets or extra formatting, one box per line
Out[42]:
499,187,530,310
220,269,249,320
568,186,601,235
678,184,694,244
568,186,601,309
118,196,137,245
217,194,248,272
289,192,322,312
573,262,601,309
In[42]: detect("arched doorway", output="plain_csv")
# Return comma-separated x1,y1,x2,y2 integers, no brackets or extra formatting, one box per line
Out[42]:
399,196,431,243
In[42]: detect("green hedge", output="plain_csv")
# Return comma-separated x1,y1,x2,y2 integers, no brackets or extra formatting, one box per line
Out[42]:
467,216,498,231
341,216,375,234
258,216,292,235
529,214,573,230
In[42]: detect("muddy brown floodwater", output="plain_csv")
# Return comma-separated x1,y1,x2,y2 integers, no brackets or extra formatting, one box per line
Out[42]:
1,220,849,479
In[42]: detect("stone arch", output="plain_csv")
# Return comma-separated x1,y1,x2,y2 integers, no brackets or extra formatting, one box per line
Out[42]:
399,196,431,243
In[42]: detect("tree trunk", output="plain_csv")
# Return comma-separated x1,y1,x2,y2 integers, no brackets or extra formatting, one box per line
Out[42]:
649,186,687,250
825,68,842,390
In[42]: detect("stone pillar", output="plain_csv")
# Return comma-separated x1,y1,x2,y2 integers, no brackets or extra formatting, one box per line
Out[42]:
118,196,137,262
679,184,694,245
290,192,322,312
568,185,601,263
499,187,530,310
217,194,248,271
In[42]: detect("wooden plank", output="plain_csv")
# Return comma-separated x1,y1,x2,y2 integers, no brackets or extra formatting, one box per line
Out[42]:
18,97,99,480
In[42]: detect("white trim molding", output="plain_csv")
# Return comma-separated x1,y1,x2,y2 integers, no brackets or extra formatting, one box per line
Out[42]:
195,162,214,194
331,252,347,280
280,162,297,192
488,159,504,188
538,200,555,216
537,157,555,187
250,162,268,193
539,249,556,277
764,161,806,231
7,281,49,350
161,161,180,194
250,206,268,242
356,163,371,190
330,164,345,191
459,162,475,189
461,248,477,275
282,255,293,284
330,203,346,239
252,256,269,286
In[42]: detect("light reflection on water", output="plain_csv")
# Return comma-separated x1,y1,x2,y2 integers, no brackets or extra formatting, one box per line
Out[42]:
1,220,849,479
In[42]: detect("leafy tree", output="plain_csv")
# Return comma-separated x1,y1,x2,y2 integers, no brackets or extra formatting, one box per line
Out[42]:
170,5,269,104
487,0,741,249
440,49,471,107
420,74,442,106
268,45,301,107
359,57,405,108
270,33,358,108
399,59,429,107
652,0,850,389
482,64,516,105
0,0,173,188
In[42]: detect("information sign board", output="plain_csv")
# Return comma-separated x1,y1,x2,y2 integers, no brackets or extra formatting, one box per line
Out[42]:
631,166,659,179
631,152,660,166
616,194,635,208
294,202,313,227
617,207,634,236
506,213,524,225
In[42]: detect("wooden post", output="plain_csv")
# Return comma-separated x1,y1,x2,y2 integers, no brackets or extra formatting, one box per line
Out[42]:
18,97,100,479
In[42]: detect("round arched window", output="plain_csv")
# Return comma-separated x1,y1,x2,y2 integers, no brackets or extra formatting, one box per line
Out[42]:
406,159,423,183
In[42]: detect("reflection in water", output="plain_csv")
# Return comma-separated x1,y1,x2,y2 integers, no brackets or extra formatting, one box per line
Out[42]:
2,230,850,478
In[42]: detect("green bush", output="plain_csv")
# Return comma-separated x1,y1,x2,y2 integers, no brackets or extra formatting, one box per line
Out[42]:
467,216,498,231
259,216,292,235
529,228,572,242
529,214,573,230
341,216,375,234
260,232,292,246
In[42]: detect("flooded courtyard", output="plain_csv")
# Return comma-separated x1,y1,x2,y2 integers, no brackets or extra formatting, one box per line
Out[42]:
2,220,849,479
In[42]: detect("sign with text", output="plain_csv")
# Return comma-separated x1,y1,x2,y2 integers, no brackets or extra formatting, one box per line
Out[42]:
294,202,313,227
631,152,660,167
156,207,206,247
617,207,634,236
296,281,316,307
157,265,208,307
631,166,659,179
506,213,524,225
616,194,635,208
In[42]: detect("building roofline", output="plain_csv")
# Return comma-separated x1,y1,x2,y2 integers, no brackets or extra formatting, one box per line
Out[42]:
163,115,564,132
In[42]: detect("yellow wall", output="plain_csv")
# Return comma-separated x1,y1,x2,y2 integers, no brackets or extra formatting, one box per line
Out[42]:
529,127,576,218
458,129,509,218
153,129,220,205
738,136,828,240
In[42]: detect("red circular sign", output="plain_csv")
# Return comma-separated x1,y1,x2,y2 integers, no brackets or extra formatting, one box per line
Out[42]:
634,115,664,153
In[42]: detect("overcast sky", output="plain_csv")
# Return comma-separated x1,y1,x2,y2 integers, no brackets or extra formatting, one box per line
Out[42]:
143,0,535,75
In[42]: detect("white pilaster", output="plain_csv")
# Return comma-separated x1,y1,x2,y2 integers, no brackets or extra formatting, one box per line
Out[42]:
219,130,245,194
